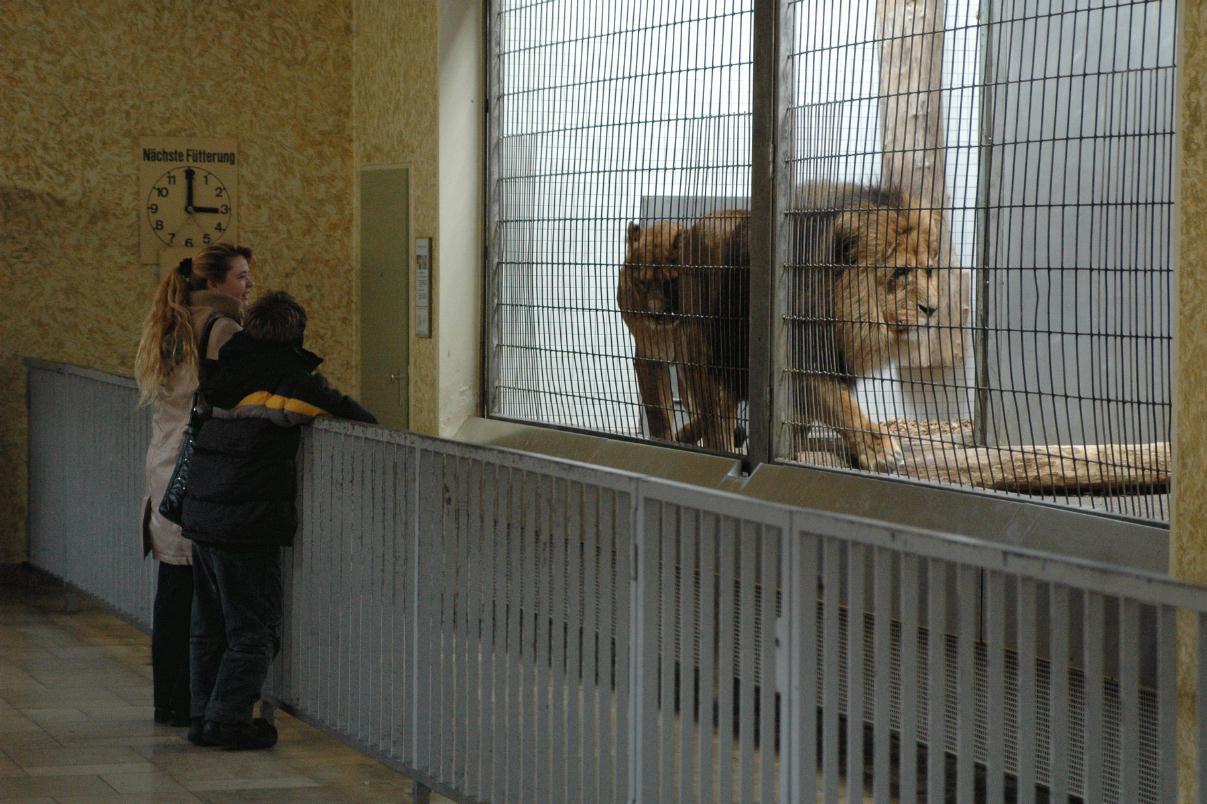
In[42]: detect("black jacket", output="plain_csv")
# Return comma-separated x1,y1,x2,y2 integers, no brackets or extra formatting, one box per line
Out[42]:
181,332,376,547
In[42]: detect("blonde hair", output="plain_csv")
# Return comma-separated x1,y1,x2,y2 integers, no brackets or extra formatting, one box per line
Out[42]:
134,244,253,406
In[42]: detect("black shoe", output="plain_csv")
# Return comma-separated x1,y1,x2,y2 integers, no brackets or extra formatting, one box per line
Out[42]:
154,707,192,728
201,718,278,750
187,717,213,746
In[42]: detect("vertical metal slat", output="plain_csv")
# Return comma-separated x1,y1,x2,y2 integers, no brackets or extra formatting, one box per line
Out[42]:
847,542,866,804
956,565,977,803
659,502,677,803
679,509,699,802
760,525,780,804
1049,583,1070,802
900,552,920,804
926,558,947,804
1017,577,1038,804
565,480,583,804
1120,597,1141,803
698,512,719,804
822,537,841,804
986,570,1007,803
1157,605,1177,803
739,521,759,804
718,517,739,804
872,547,892,804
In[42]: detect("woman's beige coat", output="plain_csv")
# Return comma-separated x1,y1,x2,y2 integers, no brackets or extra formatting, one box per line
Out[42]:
141,291,242,565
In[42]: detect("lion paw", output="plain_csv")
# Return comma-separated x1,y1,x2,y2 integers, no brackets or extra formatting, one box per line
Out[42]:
852,433,903,472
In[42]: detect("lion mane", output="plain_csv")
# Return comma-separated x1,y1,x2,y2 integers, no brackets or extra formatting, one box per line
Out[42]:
786,182,943,469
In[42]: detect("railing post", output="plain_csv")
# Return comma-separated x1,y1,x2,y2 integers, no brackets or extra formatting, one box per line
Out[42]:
410,442,424,772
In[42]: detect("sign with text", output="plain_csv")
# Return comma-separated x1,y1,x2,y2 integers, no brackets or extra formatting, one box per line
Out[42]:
415,238,432,338
138,137,238,264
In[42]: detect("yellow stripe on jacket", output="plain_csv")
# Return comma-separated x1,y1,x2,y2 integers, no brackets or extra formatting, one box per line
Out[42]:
236,390,329,418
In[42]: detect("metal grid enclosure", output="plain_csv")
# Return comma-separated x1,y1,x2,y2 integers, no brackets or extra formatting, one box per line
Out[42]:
779,0,1175,522
488,1,754,452
487,0,1175,523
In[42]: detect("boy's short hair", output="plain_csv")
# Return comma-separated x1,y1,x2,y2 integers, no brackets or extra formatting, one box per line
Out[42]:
243,291,308,344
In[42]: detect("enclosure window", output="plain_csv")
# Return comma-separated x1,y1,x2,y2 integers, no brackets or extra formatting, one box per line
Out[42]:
487,0,1175,523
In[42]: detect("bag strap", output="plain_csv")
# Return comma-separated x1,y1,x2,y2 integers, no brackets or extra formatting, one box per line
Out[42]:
190,314,225,419
197,314,222,374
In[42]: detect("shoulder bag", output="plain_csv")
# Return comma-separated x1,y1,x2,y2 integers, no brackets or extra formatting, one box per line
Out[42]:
158,315,222,526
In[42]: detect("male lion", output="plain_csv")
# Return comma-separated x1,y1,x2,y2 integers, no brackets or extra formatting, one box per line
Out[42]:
788,182,943,470
618,220,684,440
669,184,942,469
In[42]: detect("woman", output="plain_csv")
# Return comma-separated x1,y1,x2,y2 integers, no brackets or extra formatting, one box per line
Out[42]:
134,244,253,727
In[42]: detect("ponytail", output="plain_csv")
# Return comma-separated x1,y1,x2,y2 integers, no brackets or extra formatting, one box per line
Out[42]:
134,265,197,406
134,245,253,406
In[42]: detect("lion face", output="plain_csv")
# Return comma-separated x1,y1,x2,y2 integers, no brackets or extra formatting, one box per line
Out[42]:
620,220,684,327
830,201,944,369
874,208,943,335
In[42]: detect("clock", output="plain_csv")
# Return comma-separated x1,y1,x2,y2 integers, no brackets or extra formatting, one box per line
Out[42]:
146,166,231,250
139,138,238,263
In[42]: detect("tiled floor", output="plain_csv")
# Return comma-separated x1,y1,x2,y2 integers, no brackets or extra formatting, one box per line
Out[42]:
0,567,453,803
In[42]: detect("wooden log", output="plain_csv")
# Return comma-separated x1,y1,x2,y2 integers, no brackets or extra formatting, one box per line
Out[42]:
898,440,1170,494
798,429,1170,494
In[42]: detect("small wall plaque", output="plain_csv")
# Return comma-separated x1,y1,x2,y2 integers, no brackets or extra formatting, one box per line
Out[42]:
415,237,432,338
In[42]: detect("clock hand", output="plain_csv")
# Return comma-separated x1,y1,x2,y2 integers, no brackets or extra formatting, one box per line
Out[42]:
184,168,196,213
192,205,221,213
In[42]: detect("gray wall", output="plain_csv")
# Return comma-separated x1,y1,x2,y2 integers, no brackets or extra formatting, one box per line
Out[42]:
981,0,1176,448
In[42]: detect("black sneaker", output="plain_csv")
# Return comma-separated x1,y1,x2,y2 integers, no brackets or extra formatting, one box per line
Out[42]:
154,707,192,728
187,717,213,746
201,718,278,750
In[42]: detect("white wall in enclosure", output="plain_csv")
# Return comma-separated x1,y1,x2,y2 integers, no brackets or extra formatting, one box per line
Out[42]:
979,1,1176,456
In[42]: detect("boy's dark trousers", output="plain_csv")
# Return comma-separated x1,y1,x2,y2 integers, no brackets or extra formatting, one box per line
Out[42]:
190,541,282,724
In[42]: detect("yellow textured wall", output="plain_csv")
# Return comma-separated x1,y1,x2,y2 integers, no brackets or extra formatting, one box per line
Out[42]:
0,1,358,563
1174,4,1207,799
1175,2,1207,584
353,0,440,436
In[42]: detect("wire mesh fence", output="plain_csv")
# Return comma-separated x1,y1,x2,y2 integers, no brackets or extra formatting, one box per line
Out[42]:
489,1,753,449
487,0,1176,523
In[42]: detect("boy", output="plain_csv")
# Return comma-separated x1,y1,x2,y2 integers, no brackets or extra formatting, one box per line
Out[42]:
181,291,375,749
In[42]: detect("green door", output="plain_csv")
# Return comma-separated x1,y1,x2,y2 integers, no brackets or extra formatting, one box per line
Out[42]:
359,166,410,430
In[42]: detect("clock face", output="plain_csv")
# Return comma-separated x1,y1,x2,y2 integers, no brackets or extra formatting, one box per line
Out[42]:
145,166,232,250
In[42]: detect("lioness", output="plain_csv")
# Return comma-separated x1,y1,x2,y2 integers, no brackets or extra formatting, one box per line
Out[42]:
788,182,943,470
673,210,750,452
618,220,685,440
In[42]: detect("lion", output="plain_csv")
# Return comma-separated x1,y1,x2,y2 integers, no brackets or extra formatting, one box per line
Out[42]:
618,220,685,440
619,185,941,466
668,184,942,469
787,182,943,470
672,210,750,452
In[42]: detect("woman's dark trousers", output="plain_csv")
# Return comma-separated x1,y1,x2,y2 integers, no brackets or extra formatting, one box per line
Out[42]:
190,542,282,725
152,561,194,717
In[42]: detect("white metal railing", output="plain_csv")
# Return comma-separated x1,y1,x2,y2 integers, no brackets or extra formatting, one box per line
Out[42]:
25,360,1205,803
